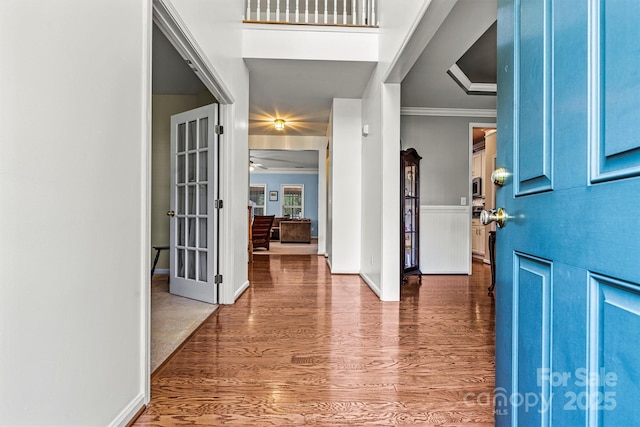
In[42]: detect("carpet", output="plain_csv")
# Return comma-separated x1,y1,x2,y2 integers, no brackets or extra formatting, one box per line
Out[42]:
151,276,218,373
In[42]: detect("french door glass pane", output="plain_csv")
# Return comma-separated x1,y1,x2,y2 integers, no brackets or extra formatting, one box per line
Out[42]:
188,153,196,182
177,218,185,246
188,185,196,215
177,154,185,184
199,252,207,281
199,218,207,248
199,184,207,215
177,123,186,152
187,250,196,279
188,218,196,247
177,186,185,215
188,120,197,150
199,118,208,148
199,151,208,181
177,249,185,278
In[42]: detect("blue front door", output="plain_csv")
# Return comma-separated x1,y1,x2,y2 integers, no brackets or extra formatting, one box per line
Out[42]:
496,0,640,425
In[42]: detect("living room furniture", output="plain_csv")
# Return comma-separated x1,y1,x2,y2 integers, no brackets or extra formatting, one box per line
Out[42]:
151,245,169,278
280,219,311,243
252,215,275,250
401,148,422,283
270,216,288,241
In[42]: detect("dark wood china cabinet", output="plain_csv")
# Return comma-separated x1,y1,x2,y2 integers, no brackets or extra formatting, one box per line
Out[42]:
401,148,422,283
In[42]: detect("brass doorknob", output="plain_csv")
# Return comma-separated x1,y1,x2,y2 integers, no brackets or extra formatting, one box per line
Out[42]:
166,210,175,217
481,208,508,228
491,167,510,186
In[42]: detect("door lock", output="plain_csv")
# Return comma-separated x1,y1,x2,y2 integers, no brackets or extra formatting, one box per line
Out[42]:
481,208,509,228
491,167,510,187
166,210,175,217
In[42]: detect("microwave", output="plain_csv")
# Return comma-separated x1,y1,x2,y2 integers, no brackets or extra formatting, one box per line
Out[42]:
472,177,482,197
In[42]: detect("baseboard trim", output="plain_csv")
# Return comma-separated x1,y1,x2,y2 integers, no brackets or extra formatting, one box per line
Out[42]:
234,280,250,301
360,272,381,298
110,393,145,427
124,403,147,427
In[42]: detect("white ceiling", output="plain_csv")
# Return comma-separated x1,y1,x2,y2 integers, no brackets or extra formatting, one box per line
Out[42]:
245,58,376,136
401,0,496,109
250,149,319,171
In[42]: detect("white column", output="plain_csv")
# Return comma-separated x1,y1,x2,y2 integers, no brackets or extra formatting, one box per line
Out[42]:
257,0,261,21
295,0,299,23
275,0,280,22
342,0,347,24
246,0,251,20
285,0,290,22
266,0,270,20
333,0,337,24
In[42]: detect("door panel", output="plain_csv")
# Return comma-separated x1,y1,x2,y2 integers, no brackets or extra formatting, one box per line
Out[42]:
169,104,218,304
496,0,640,425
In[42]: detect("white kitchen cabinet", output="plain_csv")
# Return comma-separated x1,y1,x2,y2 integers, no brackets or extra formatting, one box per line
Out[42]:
471,219,485,256
472,151,485,179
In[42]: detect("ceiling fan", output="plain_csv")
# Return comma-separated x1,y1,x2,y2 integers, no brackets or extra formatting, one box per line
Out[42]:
249,160,266,171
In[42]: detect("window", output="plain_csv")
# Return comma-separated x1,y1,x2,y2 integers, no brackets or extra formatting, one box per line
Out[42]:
281,185,304,218
249,184,266,216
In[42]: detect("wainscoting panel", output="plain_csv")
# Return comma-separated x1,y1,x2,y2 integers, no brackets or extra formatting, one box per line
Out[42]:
420,205,471,274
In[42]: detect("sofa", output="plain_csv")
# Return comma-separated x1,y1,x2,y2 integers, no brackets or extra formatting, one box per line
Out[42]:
280,219,311,243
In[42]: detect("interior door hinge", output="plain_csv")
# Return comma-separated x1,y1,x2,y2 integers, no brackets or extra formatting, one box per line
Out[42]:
215,125,223,135
214,200,223,209
214,274,223,284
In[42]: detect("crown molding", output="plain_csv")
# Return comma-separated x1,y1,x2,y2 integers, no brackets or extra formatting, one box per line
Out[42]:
401,107,497,118
447,64,497,95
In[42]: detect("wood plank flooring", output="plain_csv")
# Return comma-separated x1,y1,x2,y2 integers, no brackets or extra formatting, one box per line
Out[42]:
134,256,495,426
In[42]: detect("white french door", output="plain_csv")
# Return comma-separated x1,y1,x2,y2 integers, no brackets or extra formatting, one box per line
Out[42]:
169,104,219,304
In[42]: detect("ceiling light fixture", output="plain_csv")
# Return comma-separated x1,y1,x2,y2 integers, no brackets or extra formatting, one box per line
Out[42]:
274,119,285,131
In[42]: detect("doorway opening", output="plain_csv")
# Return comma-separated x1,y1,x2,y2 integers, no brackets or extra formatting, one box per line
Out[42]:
470,124,496,265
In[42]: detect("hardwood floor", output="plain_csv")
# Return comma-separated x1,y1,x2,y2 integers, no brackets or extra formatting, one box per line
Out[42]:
134,256,495,426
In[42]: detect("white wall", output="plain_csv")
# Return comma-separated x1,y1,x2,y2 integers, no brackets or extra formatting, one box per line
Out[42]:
0,1,150,425
168,0,251,304
401,115,492,206
328,99,362,273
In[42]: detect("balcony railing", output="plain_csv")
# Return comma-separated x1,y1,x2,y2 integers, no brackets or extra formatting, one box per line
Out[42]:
244,0,377,27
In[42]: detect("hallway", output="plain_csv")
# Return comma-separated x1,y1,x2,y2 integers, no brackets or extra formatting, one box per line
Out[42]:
135,255,495,425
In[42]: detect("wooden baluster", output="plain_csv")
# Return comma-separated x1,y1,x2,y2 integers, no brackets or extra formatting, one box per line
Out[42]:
246,0,251,20
314,0,318,24
295,0,299,23
371,0,376,25
342,0,346,24
352,0,356,25
323,0,328,24
305,0,309,23
275,0,280,22
266,0,270,21
257,0,261,21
